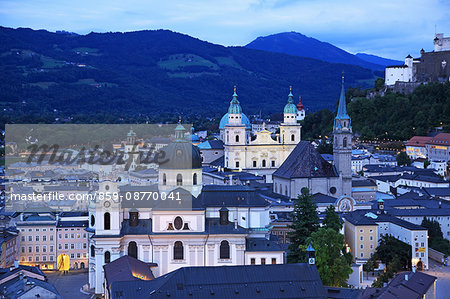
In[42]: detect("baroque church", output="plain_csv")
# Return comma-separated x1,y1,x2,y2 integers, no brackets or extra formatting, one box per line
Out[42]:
87,78,355,295
219,87,302,182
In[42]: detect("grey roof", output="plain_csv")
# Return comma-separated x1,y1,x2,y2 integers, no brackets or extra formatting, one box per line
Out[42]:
423,187,450,197
388,208,450,217
199,185,269,208
344,210,426,231
246,237,284,252
360,271,436,299
57,220,88,228
352,179,376,187
0,276,60,299
110,263,327,299
104,255,155,286
273,141,338,179
327,287,362,299
312,193,337,204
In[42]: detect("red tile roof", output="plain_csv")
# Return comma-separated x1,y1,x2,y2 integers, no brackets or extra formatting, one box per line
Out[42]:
427,133,450,146
406,136,432,147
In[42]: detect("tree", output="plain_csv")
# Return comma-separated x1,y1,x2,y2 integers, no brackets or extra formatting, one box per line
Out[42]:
396,151,411,166
374,78,385,91
323,205,342,232
374,235,411,272
307,228,353,287
424,159,431,169
287,189,320,263
422,217,450,255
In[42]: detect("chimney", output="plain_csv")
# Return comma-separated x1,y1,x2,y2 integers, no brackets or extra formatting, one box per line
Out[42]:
14,260,19,268
405,274,408,281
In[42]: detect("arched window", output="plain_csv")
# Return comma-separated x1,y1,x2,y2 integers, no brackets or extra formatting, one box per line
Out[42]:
90,215,95,227
220,240,230,259
104,251,111,263
90,245,95,257
262,160,266,167
174,241,183,260
162,173,167,185
176,174,182,186
128,241,137,259
343,137,347,148
235,135,240,142
104,212,111,230
291,134,295,141
253,160,257,167
193,173,198,185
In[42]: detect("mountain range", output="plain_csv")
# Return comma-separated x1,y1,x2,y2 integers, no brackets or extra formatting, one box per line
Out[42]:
0,27,380,125
246,32,402,71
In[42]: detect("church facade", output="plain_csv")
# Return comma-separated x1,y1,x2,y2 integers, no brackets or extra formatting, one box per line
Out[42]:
272,76,353,202
88,125,284,295
219,87,302,182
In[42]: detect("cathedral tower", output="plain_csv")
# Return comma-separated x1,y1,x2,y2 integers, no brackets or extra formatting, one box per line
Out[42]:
333,76,352,196
224,87,248,169
280,87,301,145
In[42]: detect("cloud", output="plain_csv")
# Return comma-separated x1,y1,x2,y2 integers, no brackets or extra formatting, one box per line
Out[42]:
0,0,449,59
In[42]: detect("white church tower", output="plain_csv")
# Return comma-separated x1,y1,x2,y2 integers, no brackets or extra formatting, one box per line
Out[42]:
224,87,248,169
279,87,301,144
333,76,352,197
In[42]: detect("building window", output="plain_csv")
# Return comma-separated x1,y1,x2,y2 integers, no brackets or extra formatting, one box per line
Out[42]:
253,161,257,167
21,236,25,242
91,215,95,227
193,173,198,185
271,160,275,167
50,235,53,241
174,241,184,260
261,258,266,265
104,251,111,263
36,246,39,253
65,244,68,249
28,236,32,241
220,240,230,259
262,160,266,167
360,236,363,241
251,258,255,265
360,253,364,258
235,161,240,168
176,174,183,186
91,245,95,257
343,137,347,148
291,134,295,142
50,246,53,252
43,236,46,241
163,173,167,185
272,258,277,264
174,217,183,230
235,135,239,142
128,241,138,259
360,245,363,249
104,212,111,230
21,247,25,253
370,236,373,241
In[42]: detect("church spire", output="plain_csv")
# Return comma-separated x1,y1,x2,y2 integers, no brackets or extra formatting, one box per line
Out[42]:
335,74,349,120
228,85,242,114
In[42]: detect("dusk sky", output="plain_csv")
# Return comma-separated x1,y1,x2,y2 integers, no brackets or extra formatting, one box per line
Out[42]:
1,0,449,60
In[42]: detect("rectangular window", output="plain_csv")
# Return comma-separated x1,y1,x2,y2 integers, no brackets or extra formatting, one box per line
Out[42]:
83,233,87,238
28,246,32,253
50,256,54,261
370,236,373,241
35,246,39,253
28,236,32,241
77,253,81,258
71,244,75,249
50,235,53,241
271,160,275,167
360,236,363,241
360,253,364,257
21,247,25,253
43,228,46,232
272,258,276,264
28,257,32,262
35,256,39,262
35,236,39,241
70,253,75,259
421,253,424,257
71,234,75,238
83,243,87,249
21,236,25,242
235,161,239,168
36,229,39,232
58,244,62,250
251,258,255,265
50,246,54,252
253,161,257,167
43,256,47,261
360,244,363,249
65,244,68,250
421,242,424,247
43,236,46,241
50,228,54,231
43,246,46,253
59,234,62,239
65,234,68,238
261,258,266,265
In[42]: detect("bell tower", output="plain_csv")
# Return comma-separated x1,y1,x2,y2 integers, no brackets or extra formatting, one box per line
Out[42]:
280,86,301,145
333,75,352,197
